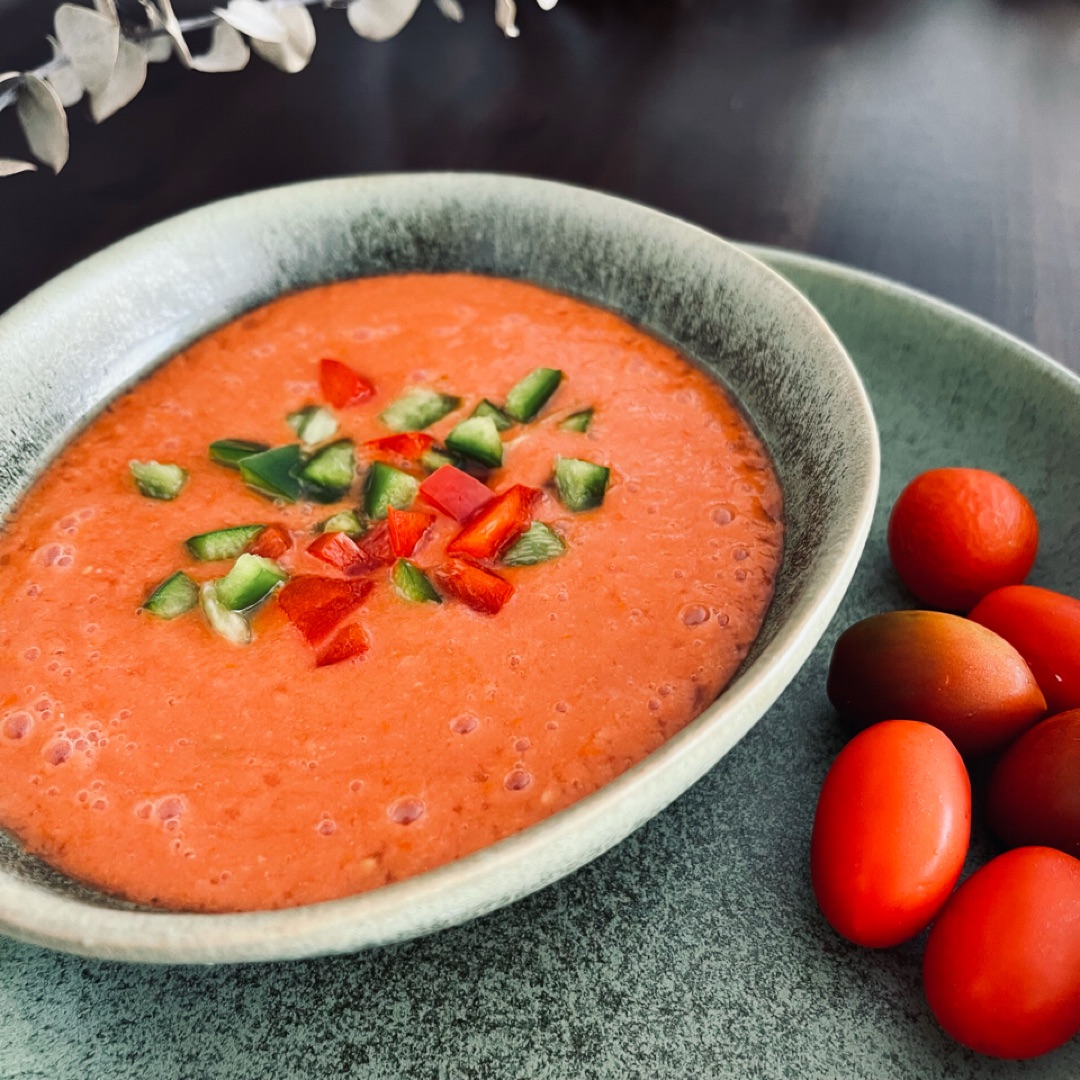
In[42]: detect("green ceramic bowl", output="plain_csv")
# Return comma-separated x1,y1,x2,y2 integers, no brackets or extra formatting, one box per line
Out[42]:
0,175,878,962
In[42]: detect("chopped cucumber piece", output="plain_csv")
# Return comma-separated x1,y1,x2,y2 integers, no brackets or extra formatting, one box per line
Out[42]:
504,367,563,422
559,408,594,433
209,439,269,469
445,416,503,469
287,405,338,446
199,582,251,645
380,389,461,432
392,559,442,604
471,398,514,432
554,456,610,512
239,444,303,502
363,462,420,519
299,439,356,501
214,554,287,611
142,571,199,619
420,447,458,474
502,522,567,566
185,524,266,562
319,509,366,537
130,460,187,501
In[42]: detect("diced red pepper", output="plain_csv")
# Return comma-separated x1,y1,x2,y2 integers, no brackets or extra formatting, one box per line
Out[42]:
247,524,292,561
419,466,495,523
278,576,374,643
344,522,396,576
447,484,540,561
316,622,370,667
307,530,364,571
364,433,435,460
433,559,514,615
319,358,375,408
387,507,436,558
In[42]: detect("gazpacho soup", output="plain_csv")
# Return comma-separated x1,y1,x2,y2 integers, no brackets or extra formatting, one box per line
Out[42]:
0,274,783,912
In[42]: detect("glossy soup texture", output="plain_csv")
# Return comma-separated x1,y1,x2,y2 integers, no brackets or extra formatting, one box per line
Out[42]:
0,274,783,912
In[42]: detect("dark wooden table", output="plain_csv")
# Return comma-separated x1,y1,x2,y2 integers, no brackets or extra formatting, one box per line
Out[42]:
2,0,1079,372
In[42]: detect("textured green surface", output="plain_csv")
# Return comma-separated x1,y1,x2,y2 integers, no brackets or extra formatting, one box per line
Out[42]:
2,252,1078,1077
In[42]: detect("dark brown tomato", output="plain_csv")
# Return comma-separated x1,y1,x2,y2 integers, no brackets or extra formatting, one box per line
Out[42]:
826,610,1046,757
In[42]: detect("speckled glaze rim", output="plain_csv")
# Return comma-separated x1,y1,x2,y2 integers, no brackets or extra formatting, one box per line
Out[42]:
0,175,878,963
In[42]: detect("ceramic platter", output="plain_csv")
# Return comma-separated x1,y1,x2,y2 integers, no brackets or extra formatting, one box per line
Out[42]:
0,241,1078,1078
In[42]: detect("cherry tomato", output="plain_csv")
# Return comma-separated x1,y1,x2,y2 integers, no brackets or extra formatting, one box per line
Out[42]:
969,585,1080,714
923,847,1080,1059
887,468,1038,611
810,720,970,947
986,709,1080,858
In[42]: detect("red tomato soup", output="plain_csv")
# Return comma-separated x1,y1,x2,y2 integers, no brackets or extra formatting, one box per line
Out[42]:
0,274,783,912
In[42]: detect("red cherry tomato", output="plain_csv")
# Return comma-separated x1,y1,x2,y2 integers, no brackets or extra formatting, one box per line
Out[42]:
923,847,1080,1059
986,709,1080,858
969,585,1080,714
810,720,971,948
887,468,1038,611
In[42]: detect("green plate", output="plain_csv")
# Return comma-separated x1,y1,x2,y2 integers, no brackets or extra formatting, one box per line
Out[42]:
1,250,1077,1078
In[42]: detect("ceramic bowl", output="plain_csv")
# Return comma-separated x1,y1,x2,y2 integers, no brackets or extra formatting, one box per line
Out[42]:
0,174,878,963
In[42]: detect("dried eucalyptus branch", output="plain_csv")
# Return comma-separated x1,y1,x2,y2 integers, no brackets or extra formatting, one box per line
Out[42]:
0,0,556,176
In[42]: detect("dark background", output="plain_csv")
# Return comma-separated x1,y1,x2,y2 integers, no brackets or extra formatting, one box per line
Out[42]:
1,0,1079,372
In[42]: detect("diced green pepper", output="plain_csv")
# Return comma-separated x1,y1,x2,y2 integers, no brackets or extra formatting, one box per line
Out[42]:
130,460,187,501
287,405,338,446
504,368,563,422
142,571,199,619
185,524,266,562
299,439,356,502
502,522,567,566
379,389,461,432
471,399,514,432
214,554,287,611
558,408,594,433
392,559,442,604
554,456,610,512
209,439,269,469
445,416,503,469
239,444,303,502
363,461,420,519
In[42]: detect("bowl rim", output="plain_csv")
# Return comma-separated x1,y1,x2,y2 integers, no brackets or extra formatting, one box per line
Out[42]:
0,173,879,963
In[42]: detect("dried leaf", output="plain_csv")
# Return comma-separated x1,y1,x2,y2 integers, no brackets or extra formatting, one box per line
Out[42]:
347,0,422,42
153,0,193,67
536,0,558,9
214,0,288,44
251,7,316,74
46,37,84,106
142,35,175,64
494,0,520,38
191,22,251,73
92,0,118,17
16,74,70,173
433,0,464,22
54,3,121,96
0,159,38,177
90,37,147,121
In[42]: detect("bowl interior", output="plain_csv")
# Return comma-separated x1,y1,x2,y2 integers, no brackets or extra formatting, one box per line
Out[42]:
0,175,878,960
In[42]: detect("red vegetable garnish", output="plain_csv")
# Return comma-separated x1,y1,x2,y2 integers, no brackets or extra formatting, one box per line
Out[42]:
364,433,435,460
447,484,540,560
419,466,495,523
433,559,514,615
387,506,436,558
278,576,374,643
247,524,292,561
348,522,395,574
307,530,364,571
318,358,375,408
316,622,370,667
